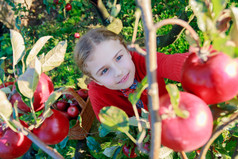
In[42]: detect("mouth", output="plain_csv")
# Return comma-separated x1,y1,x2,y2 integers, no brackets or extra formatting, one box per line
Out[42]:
118,73,129,84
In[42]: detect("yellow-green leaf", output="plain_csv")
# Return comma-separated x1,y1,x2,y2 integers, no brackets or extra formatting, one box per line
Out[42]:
211,0,227,20
17,58,42,98
26,36,52,67
40,40,67,72
10,29,25,68
230,7,238,47
99,106,129,132
0,90,13,119
166,84,189,118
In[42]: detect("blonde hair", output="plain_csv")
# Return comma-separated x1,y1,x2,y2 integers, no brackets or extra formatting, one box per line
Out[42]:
74,27,126,78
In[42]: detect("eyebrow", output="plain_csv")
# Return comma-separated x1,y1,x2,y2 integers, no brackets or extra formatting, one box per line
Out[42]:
96,49,123,75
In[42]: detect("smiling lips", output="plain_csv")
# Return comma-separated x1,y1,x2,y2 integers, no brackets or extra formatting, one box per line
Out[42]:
118,73,129,84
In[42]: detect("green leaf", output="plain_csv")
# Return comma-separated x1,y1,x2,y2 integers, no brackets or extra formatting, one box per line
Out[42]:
166,84,189,118
211,0,227,20
0,90,13,120
159,146,174,159
99,106,129,132
103,146,120,158
128,76,148,105
0,87,12,94
231,124,238,137
189,0,216,34
40,40,67,72
112,146,122,159
59,136,69,149
44,87,65,111
86,136,101,153
185,151,196,159
111,4,121,17
10,29,25,68
189,0,207,32
99,124,111,137
233,131,238,138
0,68,4,83
129,116,150,129
166,84,179,107
141,108,149,119
26,36,52,67
213,36,235,57
17,58,42,98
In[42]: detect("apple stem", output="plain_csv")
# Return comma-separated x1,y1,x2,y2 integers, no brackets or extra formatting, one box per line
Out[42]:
30,98,37,124
132,103,142,132
124,131,137,144
0,114,18,132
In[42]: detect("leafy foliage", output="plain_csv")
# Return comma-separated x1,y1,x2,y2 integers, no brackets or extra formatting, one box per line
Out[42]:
1,0,238,158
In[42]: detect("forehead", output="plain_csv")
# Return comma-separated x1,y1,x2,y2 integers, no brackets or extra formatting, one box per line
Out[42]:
86,39,123,62
85,39,125,74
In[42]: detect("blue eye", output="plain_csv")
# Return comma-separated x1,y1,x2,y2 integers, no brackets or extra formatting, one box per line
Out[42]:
101,68,108,75
116,55,122,61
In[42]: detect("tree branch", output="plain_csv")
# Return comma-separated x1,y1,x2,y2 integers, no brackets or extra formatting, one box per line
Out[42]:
23,127,64,159
198,113,238,159
136,0,161,159
89,0,112,25
135,10,194,48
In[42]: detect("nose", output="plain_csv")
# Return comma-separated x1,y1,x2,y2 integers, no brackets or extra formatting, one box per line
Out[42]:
113,64,123,77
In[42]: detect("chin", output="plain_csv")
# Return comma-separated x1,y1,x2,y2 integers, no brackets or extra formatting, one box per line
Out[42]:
122,77,134,89
128,78,134,87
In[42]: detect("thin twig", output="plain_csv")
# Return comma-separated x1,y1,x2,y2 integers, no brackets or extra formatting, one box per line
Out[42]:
154,18,200,49
131,104,142,132
124,131,137,144
22,127,65,159
132,9,141,44
198,113,238,159
127,43,146,55
179,151,188,159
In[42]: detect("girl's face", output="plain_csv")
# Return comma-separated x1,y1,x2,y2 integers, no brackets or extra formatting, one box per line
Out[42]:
85,39,135,90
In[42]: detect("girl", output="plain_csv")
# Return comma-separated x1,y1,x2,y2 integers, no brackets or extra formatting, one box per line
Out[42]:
74,28,189,120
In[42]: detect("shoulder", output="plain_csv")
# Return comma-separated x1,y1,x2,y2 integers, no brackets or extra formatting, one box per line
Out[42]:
130,50,145,61
129,51,146,81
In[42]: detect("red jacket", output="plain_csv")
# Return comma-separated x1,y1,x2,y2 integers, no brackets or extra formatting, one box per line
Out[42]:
88,51,189,120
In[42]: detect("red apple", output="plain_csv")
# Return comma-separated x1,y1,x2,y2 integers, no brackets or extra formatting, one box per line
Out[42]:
67,105,80,118
65,3,72,11
56,101,69,111
10,73,54,112
53,0,59,4
159,92,213,152
77,89,88,101
74,33,80,38
181,52,238,104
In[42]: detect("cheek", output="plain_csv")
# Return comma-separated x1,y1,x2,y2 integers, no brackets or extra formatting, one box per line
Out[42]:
97,74,115,85
126,59,135,72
